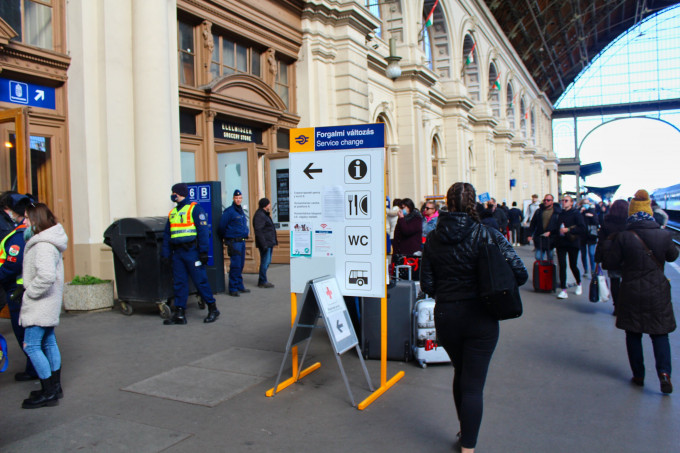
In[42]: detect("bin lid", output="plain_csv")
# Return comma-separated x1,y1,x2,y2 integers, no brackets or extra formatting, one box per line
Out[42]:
104,216,167,238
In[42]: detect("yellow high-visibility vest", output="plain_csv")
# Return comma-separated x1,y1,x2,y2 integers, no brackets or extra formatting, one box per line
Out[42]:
0,224,27,285
169,203,197,240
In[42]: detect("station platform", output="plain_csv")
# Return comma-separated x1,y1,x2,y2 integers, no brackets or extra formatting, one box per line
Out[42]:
1,244,679,452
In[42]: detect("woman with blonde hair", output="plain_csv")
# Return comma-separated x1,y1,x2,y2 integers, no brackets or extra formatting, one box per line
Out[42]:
421,182,527,451
19,203,68,408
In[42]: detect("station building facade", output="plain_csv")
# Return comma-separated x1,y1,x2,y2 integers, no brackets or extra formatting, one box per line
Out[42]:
0,0,557,280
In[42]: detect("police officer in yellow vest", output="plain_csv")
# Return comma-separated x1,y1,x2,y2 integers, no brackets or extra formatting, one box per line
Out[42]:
161,183,219,325
0,193,38,380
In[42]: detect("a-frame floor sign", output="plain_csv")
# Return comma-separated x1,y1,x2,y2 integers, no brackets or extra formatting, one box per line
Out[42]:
270,277,374,407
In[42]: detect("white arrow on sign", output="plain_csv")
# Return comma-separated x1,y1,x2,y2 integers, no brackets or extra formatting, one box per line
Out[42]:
34,90,44,101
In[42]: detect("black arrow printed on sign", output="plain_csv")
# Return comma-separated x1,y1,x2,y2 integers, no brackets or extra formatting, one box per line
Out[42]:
304,162,322,179
336,319,344,333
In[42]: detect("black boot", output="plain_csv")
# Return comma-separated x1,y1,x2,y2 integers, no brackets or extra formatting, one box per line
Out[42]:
204,303,220,323
22,377,59,409
163,307,187,325
30,368,63,399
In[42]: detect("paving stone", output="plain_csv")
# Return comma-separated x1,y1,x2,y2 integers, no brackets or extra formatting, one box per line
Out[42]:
122,365,265,407
2,414,190,453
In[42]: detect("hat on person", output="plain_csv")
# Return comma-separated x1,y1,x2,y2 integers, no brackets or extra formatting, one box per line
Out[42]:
628,189,653,216
258,198,270,209
233,189,242,197
8,193,31,216
171,183,189,197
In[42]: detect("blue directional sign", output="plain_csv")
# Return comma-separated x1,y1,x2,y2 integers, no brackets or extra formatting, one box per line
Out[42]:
0,77,56,110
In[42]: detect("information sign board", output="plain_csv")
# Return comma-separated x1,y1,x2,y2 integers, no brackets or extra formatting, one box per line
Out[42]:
288,123,385,298
0,77,56,110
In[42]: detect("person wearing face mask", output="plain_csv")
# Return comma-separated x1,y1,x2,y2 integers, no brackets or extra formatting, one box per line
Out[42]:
0,191,19,240
392,198,423,268
0,193,39,381
161,183,219,325
578,198,599,276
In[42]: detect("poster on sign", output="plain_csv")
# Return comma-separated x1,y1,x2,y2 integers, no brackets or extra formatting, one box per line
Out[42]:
289,124,386,298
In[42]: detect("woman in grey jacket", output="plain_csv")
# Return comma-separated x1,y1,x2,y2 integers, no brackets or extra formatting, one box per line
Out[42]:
19,203,68,408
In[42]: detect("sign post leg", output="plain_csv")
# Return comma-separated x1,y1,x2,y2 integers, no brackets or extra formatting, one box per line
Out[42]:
357,296,404,410
266,293,321,397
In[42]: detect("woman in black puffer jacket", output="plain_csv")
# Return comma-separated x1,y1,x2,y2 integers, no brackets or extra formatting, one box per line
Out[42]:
421,182,527,452
604,190,678,394
594,199,628,314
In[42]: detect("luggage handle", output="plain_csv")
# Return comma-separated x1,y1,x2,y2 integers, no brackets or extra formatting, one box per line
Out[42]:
395,264,412,281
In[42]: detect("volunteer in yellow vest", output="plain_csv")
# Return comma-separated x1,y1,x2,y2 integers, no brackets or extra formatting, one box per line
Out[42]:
0,193,38,380
161,183,219,325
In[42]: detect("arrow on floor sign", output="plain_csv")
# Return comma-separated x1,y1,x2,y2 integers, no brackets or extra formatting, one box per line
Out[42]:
336,319,344,333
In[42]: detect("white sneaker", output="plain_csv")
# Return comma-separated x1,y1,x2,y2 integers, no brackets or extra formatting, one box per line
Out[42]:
557,290,568,299
575,284,582,295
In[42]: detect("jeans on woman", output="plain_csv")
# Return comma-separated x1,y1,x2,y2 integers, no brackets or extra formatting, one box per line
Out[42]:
23,326,61,380
435,300,499,449
625,331,671,378
258,247,272,285
580,243,596,275
557,247,581,289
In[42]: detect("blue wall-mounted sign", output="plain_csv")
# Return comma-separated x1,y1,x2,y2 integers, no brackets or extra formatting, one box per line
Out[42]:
0,77,56,110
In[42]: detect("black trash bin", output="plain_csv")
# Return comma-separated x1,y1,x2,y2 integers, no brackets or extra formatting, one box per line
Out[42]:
103,217,176,318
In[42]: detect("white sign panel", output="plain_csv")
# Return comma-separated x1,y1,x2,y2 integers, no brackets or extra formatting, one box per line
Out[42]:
289,124,385,298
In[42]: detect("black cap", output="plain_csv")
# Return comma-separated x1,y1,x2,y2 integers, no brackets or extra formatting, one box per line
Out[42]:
233,189,242,197
259,198,270,209
172,183,189,197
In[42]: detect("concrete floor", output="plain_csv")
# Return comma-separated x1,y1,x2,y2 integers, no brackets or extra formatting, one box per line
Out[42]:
1,245,679,452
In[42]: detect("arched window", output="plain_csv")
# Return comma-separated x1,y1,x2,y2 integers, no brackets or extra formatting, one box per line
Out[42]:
530,109,536,145
422,0,451,77
423,27,433,70
488,62,500,117
365,0,382,38
506,82,515,128
462,35,479,101
432,135,441,195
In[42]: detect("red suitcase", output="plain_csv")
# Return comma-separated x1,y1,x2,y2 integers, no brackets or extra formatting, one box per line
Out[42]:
533,260,556,292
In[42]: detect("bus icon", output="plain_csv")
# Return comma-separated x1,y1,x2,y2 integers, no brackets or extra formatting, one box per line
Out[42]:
348,270,368,286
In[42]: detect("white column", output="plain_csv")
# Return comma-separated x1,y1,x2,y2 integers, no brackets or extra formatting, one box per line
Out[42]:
131,0,180,216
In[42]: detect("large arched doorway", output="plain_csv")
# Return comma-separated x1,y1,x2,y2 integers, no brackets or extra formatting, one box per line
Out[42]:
569,117,680,199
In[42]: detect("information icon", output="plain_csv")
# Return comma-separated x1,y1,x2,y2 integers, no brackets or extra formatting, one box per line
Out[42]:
345,155,370,184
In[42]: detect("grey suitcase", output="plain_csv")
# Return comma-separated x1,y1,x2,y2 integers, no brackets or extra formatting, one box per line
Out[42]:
361,265,415,361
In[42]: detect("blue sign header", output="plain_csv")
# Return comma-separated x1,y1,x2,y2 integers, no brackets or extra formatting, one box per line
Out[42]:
0,77,56,110
314,123,384,150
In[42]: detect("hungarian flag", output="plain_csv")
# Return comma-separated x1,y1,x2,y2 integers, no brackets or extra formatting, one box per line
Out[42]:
465,42,476,65
424,0,440,28
491,72,501,90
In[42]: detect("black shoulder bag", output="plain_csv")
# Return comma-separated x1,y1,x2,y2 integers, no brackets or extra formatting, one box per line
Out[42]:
477,226,523,320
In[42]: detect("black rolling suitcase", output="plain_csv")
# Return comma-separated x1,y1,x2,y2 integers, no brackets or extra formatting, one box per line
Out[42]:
361,265,416,361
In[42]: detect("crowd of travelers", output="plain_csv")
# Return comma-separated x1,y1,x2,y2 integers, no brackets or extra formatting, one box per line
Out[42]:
387,185,676,452
1,183,676,453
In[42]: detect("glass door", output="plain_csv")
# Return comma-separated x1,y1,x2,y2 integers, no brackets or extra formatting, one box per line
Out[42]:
0,108,28,193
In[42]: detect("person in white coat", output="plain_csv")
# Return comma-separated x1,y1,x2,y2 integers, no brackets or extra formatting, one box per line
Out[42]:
19,203,68,409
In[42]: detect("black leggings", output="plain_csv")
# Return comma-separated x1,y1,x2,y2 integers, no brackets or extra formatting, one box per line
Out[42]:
435,301,499,449
557,247,581,289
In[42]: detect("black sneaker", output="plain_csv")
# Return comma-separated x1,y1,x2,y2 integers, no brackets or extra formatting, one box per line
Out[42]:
229,291,240,297
258,282,275,288
239,288,251,293
660,373,673,394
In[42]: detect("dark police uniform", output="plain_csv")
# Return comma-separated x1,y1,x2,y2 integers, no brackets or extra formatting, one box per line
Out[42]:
0,223,37,377
162,196,217,323
218,194,249,295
